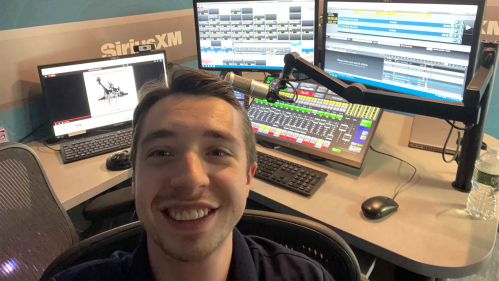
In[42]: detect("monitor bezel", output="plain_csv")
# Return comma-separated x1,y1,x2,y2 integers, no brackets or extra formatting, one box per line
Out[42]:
320,0,486,106
193,0,320,73
37,50,168,139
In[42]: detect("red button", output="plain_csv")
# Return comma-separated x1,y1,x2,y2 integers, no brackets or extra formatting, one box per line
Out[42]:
296,89,314,97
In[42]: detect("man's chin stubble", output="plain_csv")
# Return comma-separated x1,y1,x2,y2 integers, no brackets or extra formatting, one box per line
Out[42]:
151,230,226,263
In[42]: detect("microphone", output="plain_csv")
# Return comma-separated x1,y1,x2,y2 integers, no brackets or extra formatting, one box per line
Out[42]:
224,72,270,100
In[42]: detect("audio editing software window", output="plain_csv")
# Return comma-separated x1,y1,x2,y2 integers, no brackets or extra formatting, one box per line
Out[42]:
324,2,478,103
196,0,315,70
248,78,382,167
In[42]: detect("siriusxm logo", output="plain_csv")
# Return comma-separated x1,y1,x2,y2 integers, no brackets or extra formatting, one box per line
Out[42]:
482,21,499,36
101,31,182,57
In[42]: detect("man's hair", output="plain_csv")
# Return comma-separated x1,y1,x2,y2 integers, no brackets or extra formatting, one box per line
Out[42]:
130,65,257,172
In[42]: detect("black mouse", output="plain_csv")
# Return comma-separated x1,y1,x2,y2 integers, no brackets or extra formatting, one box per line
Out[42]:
361,196,399,219
106,150,132,171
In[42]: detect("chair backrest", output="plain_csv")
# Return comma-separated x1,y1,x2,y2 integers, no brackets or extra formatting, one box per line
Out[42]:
0,142,78,280
40,221,144,280
237,210,361,281
41,210,361,281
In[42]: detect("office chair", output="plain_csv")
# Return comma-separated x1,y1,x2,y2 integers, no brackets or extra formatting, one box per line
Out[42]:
0,142,79,280
80,183,135,239
41,209,360,281
237,210,361,281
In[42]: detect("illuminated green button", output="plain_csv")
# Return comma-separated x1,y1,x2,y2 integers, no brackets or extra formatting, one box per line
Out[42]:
360,119,373,127
332,148,341,153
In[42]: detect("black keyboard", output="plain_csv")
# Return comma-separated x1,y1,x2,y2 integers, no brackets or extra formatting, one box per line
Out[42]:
255,151,327,196
61,128,133,164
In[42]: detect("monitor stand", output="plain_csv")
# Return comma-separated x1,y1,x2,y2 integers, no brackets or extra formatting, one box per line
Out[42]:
44,137,62,145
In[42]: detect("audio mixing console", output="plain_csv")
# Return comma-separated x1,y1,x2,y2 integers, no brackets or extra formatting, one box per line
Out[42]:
247,77,383,168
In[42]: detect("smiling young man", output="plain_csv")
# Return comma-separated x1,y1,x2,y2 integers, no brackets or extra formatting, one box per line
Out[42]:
52,67,334,281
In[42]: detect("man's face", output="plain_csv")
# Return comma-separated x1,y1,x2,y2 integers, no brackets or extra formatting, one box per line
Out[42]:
133,95,256,262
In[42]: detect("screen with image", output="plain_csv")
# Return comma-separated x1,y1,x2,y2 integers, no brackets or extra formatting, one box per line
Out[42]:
195,0,317,71
39,51,167,137
323,1,480,103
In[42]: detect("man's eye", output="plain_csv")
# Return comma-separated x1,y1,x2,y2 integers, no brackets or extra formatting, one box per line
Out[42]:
151,150,171,157
209,149,227,157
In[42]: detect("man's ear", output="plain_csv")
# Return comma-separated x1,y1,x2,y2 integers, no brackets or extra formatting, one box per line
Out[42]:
245,162,258,197
250,162,257,177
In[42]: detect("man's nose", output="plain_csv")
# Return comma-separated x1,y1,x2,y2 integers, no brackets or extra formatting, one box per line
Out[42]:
169,152,210,193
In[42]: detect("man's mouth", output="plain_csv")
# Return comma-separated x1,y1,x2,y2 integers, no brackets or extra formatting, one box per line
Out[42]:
166,208,213,221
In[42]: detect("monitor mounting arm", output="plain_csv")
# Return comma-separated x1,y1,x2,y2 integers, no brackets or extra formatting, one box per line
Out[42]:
279,45,497,193
279,51,495,125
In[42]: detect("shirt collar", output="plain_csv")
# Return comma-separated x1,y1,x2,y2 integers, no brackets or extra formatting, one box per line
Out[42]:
128,232,155,280
227,228,258,281
128,228,258,281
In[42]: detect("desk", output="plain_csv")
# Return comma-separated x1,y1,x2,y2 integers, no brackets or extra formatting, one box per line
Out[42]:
250,111,499,279
29,112,499,278
27,142,132,210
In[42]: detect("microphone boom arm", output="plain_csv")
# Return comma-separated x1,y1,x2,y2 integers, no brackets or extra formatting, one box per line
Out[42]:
282,52,490,125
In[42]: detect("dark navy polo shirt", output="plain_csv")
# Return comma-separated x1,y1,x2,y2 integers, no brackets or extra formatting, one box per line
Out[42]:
52,228,335,280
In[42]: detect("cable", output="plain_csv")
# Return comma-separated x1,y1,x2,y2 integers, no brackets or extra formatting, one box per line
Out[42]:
278,80,299,103
370,145,417,200
442,121,461,163
43,140,61,152
17,119,50,143
445,119,473,131
130,210,137,223
263,72,270,83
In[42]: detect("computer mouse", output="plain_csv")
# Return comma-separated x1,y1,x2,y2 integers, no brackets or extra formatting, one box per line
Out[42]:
361,196,399,220
106,150,132,171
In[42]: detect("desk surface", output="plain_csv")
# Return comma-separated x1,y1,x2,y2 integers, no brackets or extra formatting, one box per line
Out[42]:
27,142,132,210
250,111,499,278
30,112,499,278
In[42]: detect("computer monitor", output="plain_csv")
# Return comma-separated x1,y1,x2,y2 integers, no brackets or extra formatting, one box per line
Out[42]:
38,51,167,138
248,77,383,168
322,0,484,104
193,0,318,72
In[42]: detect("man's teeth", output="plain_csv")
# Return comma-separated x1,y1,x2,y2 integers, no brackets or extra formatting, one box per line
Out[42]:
169,208,210,221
